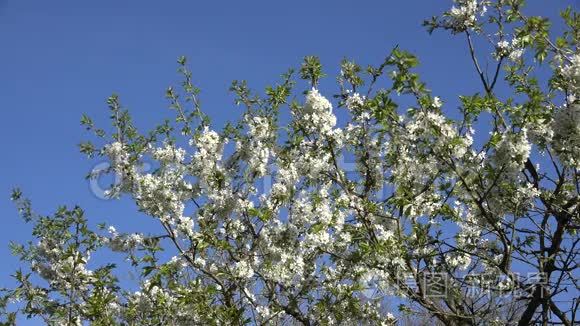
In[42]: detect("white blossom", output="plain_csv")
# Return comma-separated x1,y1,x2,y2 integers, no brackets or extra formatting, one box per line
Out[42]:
233,260,254,279
345,92,365,110
494,129,531,173
552,103,580,168
448,0,486,30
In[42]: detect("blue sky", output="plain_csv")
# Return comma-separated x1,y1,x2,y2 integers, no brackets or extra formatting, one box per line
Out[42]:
0,0,575,322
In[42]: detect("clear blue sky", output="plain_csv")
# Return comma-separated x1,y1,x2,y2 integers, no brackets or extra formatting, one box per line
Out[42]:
0,0,574,322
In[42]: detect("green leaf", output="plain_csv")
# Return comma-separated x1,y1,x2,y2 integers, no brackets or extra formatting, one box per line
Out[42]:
10,188,21,202
300,55,324,86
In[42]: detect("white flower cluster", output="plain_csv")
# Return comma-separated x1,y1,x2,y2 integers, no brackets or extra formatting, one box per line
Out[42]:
558,53,580,97
233,260,254,279
293,141,334,181
495,38,524,62
259,223,306,286
255,305,276,322
224,219,246,238
190,126,223,163
105,226,144,252
448,253,472,270
133,172,186,222
32,245,93,290
152,143,186,164
494,130,531,173
191,126,226,189
104,141,129,170
178,215,195,238
552,103,580,168
299,88,338,136
432,96,443,108
526,114,554,148
126,278,209,323
393,110,470,192
269,161,299,200
192,126,224,165
513,182,541,208
449,0,487,30
246,116,272,176
103,141,136,196
406,111,456,142
345,92,365,110
456,209,481,249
